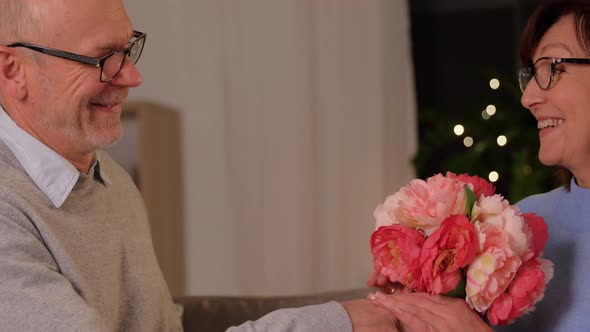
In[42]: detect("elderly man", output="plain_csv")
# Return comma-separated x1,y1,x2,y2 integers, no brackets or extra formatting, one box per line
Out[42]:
0,0,399,331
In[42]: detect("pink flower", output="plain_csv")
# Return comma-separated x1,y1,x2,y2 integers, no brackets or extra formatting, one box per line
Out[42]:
370,225,426,289
392,174,466,235
521,213,548,262
466,222,521,312
472,195,530,256
370,172,554,327
446,172,496,197
373,194,402,229
486,258,554,326
419,215,478,294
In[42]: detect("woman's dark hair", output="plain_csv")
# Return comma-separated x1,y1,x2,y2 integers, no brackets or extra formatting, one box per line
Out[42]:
520,0,590,190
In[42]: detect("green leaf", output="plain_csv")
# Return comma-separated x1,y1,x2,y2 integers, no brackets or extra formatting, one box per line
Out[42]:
465,186,477,220
444,275,466,298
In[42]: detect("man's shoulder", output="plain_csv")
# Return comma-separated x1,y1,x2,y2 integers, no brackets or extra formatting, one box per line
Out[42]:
0,146,48,212
0,161,43,237
0,154,37,197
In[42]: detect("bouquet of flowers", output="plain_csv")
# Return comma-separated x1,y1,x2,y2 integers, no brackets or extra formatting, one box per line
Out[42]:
370,172,553,326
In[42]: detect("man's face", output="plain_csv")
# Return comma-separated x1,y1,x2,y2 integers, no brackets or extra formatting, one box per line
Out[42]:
24,0,142,155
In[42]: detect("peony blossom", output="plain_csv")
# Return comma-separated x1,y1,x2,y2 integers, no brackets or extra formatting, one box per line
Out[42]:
520,213,549,263
369,172,553,326
446,172,496,198
419,215,478,294
394,174,466,235
466,222,521,312
472,195,530,256
370,225,426,289
486,258,554,326
373,194,402,229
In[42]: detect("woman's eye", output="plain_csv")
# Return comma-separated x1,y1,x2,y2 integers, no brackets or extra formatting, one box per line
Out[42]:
554,65,566,74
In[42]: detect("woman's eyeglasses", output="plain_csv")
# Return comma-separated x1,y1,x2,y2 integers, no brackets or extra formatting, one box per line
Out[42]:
519,57,590,93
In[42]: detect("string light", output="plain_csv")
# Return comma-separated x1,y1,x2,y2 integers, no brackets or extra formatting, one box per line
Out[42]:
463,136,474,147
454,125,465,136
490,79,500,90
497,135,508,147
489,171,499,182
486,105,497,116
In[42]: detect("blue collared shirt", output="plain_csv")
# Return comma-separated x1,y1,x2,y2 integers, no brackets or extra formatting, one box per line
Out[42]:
0,106,109,208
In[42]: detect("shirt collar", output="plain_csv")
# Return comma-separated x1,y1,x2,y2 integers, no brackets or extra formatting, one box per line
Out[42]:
0,106,110,208
571,177,590,196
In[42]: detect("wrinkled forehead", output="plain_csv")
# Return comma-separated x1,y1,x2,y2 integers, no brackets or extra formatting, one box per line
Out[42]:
27,0,133,47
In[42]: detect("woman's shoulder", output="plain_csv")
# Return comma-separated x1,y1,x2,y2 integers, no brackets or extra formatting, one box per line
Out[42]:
515,186,567,215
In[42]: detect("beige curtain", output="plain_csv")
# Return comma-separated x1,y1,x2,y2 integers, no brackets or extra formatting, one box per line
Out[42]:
125,0,416,296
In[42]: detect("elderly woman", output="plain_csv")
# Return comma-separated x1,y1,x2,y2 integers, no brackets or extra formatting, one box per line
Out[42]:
368,0,590,331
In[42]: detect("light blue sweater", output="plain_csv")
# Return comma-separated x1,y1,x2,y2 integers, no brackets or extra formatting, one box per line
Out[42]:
497,178,590,331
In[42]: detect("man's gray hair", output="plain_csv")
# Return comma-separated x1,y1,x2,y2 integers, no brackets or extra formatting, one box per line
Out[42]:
0,0,37,45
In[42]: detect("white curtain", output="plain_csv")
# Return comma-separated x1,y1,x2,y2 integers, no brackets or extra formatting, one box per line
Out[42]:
125,0,417,296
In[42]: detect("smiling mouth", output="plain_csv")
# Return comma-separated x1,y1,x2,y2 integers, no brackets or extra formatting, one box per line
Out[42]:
89,90,128,111
89,101,123,110
537,119,564,129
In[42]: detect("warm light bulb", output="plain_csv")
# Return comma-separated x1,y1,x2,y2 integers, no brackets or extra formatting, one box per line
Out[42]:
497,135,508,147
486,105,497,115
490,79,500,90
454,124,465,136
489,171,499,182
463,136,474,147
481,110,491,120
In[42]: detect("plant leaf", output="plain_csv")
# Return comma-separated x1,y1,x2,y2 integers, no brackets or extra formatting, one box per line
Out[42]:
465,186,477,220
445,275,467,298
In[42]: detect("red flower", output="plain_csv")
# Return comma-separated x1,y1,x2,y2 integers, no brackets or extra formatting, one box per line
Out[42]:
419,215,479,294
446,172,496,197
371,225,426,289
521,213,548,262
486,258,553,326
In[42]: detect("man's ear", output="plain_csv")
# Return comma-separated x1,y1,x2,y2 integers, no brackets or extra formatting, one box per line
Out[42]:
0,46,27,100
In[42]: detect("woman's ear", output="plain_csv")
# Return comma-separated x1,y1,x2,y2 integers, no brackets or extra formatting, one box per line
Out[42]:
0,46,27,100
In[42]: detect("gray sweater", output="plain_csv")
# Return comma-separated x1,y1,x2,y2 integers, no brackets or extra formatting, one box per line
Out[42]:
0,141,182,331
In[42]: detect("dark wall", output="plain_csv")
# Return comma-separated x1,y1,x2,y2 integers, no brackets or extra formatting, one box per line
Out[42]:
409,1,557,200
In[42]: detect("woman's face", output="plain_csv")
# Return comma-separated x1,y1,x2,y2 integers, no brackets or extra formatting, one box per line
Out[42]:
521,14,590,185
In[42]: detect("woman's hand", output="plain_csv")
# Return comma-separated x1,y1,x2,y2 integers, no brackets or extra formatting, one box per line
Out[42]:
368,292,493,332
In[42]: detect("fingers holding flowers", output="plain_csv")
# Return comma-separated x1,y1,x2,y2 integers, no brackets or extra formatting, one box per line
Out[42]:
366,271,405,295
368,292,493,332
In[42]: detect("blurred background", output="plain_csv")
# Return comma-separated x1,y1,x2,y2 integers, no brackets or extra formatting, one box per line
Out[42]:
114,0,552,298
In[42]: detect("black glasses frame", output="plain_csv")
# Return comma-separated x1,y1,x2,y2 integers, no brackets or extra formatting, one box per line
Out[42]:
519,57,590,92
7,30,146,83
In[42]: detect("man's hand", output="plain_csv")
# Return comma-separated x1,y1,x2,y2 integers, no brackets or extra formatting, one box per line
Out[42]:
341,299,402,332
368,292,493,332
367,271,404,295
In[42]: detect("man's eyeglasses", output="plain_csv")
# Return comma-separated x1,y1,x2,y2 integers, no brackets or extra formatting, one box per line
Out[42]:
518,57,590,93
8,30,146,83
